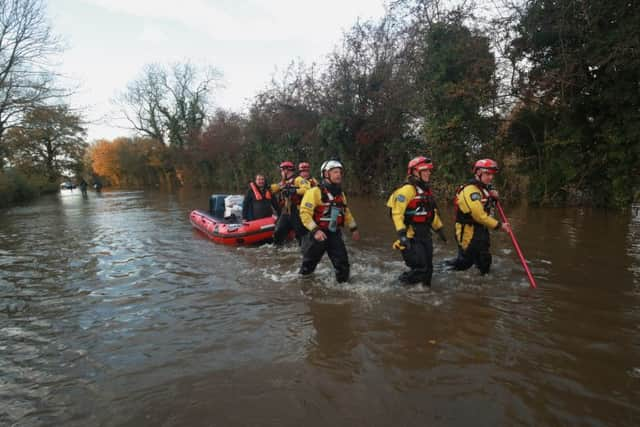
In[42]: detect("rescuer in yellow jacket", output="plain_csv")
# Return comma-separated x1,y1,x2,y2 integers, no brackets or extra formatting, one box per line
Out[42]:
298,160,360,283
449,158,511,275
297,162,319,188
386,156,446,287
270,160,311,245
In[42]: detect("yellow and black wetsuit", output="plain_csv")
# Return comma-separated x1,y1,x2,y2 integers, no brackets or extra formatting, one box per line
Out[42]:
298,184,357,283
452,179,501,274
270,175,311,244
387,181,444,286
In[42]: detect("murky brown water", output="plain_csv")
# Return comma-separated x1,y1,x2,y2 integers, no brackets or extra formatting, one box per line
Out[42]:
1,189,639,426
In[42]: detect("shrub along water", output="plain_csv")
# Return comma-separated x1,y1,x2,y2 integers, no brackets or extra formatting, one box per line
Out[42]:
0,170,59,209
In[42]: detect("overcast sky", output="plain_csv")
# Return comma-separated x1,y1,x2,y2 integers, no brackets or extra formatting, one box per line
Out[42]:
47,0,387,141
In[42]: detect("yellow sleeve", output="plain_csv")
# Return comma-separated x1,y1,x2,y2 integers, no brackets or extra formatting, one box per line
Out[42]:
432,209,443,231
270,183,281,194
299,187,322,231
385,185,415,232
294,176,311,195
342,193,357,230
460,185,499,229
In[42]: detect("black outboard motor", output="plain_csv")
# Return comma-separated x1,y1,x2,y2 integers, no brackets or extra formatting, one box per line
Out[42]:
209,194,228,218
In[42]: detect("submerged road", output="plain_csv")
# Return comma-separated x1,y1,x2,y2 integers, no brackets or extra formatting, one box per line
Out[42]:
1,189,639,426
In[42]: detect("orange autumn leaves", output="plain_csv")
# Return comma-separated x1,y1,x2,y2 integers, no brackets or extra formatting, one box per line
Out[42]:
88,137,167,187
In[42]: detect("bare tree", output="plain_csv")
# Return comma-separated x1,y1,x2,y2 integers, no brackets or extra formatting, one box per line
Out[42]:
116,62,222,148
0,0,64,148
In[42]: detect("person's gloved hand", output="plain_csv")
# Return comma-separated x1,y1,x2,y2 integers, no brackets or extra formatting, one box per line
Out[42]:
436,228,447,243
392,230,410,251
500,222,511,233
392,239,406,250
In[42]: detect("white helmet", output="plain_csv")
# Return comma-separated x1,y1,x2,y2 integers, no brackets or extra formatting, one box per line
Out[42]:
320,160,343,178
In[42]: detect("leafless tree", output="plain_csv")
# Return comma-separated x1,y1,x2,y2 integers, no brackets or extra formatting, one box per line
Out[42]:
0,0,65,148
116,62,223,148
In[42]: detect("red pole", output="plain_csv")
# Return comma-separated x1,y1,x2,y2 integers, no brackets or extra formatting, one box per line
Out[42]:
495,201,537,289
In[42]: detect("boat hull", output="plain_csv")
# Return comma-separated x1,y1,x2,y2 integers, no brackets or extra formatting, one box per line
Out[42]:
189,210,276,246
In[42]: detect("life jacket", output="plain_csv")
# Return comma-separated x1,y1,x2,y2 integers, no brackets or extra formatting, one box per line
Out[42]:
404,184,436,225
454,179,492,224
278,174,302,207
249,182,271,201
313,185,346,230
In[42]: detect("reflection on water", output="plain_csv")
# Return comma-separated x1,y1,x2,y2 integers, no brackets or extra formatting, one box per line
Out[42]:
1,189,639,426
306,297,359,382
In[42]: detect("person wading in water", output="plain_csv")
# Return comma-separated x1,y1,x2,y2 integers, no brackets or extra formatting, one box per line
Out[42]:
298,160,360,283
387,156,447,287
270,161,310,245
448,158,511,275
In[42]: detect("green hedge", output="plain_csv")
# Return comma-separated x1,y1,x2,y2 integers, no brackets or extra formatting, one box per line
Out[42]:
0,170,58,208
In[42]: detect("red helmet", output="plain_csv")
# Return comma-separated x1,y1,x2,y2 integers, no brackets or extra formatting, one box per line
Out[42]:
473,158,499,174
407,156,433,175
279,161,294,170
298,162,310,172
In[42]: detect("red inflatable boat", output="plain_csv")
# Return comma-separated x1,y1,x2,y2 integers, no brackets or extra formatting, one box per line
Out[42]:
189,209,276,246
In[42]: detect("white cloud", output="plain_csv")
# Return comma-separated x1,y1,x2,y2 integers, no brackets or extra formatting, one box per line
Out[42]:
80,0,384,42
139,24,168,43
76,0,260,42
55,0,387,140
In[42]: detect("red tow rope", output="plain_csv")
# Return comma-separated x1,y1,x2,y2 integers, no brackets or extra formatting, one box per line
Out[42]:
495,201,537,289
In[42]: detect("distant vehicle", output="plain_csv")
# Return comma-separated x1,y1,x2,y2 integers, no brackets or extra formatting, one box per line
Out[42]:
60,182,76,190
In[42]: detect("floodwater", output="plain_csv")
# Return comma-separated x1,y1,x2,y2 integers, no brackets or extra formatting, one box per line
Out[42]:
1,189,639,426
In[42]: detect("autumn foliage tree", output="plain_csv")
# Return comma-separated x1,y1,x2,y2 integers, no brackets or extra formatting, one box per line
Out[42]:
89,139,122,185
5,104,86,181
191,109,247,189
88,137,170,187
